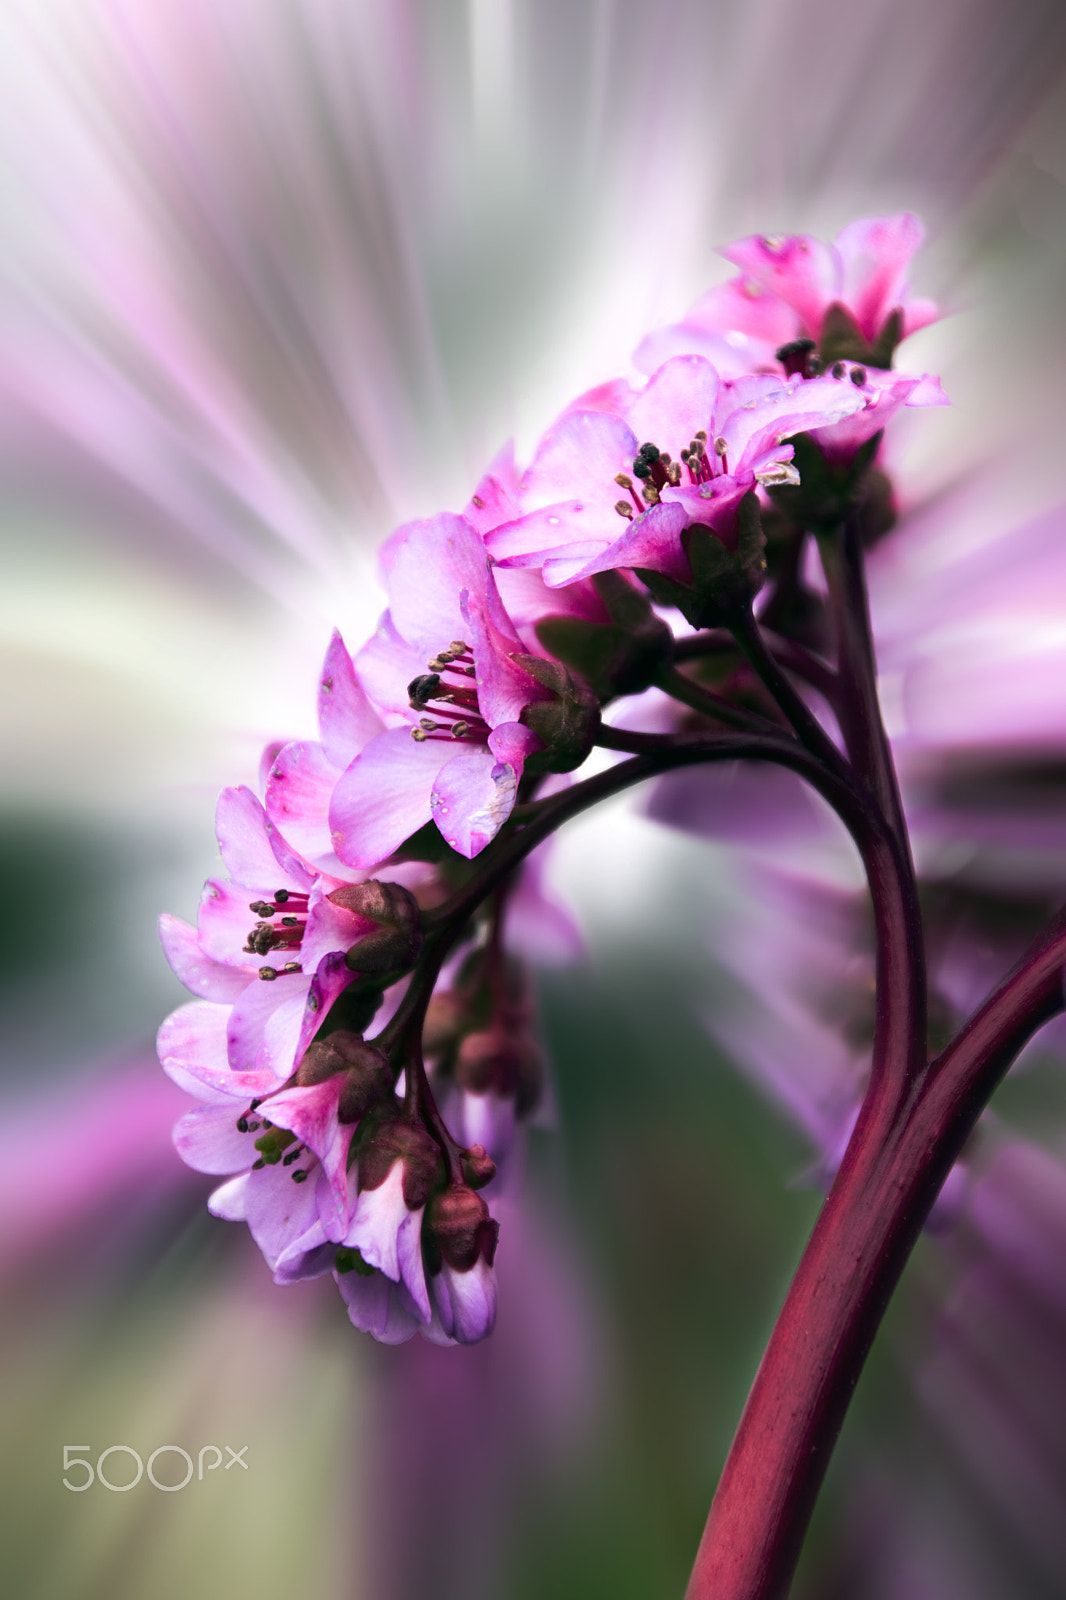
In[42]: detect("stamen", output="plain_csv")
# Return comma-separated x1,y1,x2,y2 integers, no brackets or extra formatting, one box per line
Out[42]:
614,499,634,520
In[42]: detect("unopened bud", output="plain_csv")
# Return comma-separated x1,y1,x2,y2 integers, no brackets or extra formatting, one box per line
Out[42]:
330,880,424,975
461,1144,497,1191
456,1028,542,1117
353,1109,444,1207
424,1185,499,1274
511,653,600,774
297,1032,392,1123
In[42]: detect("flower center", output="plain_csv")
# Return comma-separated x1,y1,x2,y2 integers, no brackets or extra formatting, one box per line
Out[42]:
407,640,490,744
245,889,309,979
234,1099,315,1184
613,436,725,521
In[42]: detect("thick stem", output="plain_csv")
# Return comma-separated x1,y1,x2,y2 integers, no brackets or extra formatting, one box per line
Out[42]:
821,517,909,851
685,907,1066,1600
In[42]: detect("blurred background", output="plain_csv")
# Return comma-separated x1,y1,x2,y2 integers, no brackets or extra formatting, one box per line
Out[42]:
3,1,1066,1596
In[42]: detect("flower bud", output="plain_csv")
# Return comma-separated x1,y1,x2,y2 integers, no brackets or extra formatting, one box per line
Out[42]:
456,1027,542,1117
424,1184,499,1275
535,569,674,703
510,653,600,773
461,1144,497,1190
329,879,424,974
353,1108,444,1208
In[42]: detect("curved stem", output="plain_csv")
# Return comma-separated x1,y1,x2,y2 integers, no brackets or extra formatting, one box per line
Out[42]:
672,630,840,712
730,609,848,777
686,903,1066,1600
654,665,786,737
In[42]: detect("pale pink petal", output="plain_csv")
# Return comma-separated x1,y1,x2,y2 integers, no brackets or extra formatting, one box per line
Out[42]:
330,727,446,868
174,1104,258,1174
265,1075,351,1232
215,786,314,892
346,1162,409,1279
430,740,526,857
207,1173,249,1220
336,1268,422,1343
624,355,720,452
485,501,599,563
158,1000,285,1102
720,233,840,338
226,972,308,1074
158,913,249,1002
197,877,269,968
835,213,927,341
317,629,384,767
264,740,343,872
243,1161,326,1268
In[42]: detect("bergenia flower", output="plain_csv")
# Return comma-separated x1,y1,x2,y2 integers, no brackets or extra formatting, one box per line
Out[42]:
329,514,557,864
482,355,867,586
635,213,941,377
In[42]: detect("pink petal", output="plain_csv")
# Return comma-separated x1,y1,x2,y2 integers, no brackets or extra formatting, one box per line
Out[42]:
485,500,599,563
386,514,491,649
430,739,526,857
159,913,249,1002
347,1162,409,1278
541,501,691,587
317,629,384,768
336,1268,422,1343
461,439,523,533
265,1076,352,1232
158,999,287,1103
264,740,345,873
215,786,314,892
174,1104,259,1174
330,727,445,869
624,355,721,453
720,233,840,339
197,878,269,969
521,409,637,523
207,1173,249,1220
835,213,927,341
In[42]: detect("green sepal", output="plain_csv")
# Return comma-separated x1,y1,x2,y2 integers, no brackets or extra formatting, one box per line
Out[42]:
514,654,600,772
635,491,766,629
533,571,673,702
767,431,884,534
818,302,903,369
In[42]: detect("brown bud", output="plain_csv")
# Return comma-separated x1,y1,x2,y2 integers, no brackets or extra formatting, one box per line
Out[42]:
424,1185,499,1274
353,1110,444,1208
461,1144,497,1191
456,1028,542,1117
329,879,424,974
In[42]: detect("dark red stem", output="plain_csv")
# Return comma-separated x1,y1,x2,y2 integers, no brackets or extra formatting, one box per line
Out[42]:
685,906,1066,1600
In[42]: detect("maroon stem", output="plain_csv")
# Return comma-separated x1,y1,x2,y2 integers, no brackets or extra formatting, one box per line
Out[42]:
686,905,1066,1600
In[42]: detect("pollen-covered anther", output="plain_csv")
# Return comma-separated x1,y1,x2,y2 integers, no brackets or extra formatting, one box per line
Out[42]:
754,460,801,487
831,361,847,379
850,365,867,387
614,499,635,519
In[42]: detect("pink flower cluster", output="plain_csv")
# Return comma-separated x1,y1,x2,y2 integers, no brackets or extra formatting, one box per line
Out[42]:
159,214,945,1344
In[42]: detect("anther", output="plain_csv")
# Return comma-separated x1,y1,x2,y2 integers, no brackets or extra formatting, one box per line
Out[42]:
291,1169,308,1183
451,721,470,738
714,436,728,456
282,962,302,974
252,1158,266,1170
642,483,661,506
274,890,291,903
831,361,846,379
694,430,708,443
850,365,867,386
411,728,429,742
249,900,275,917
614,499,634,519
281,916,298,926
236,1116,249,1133
665,460,682,486
259,966,278,981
